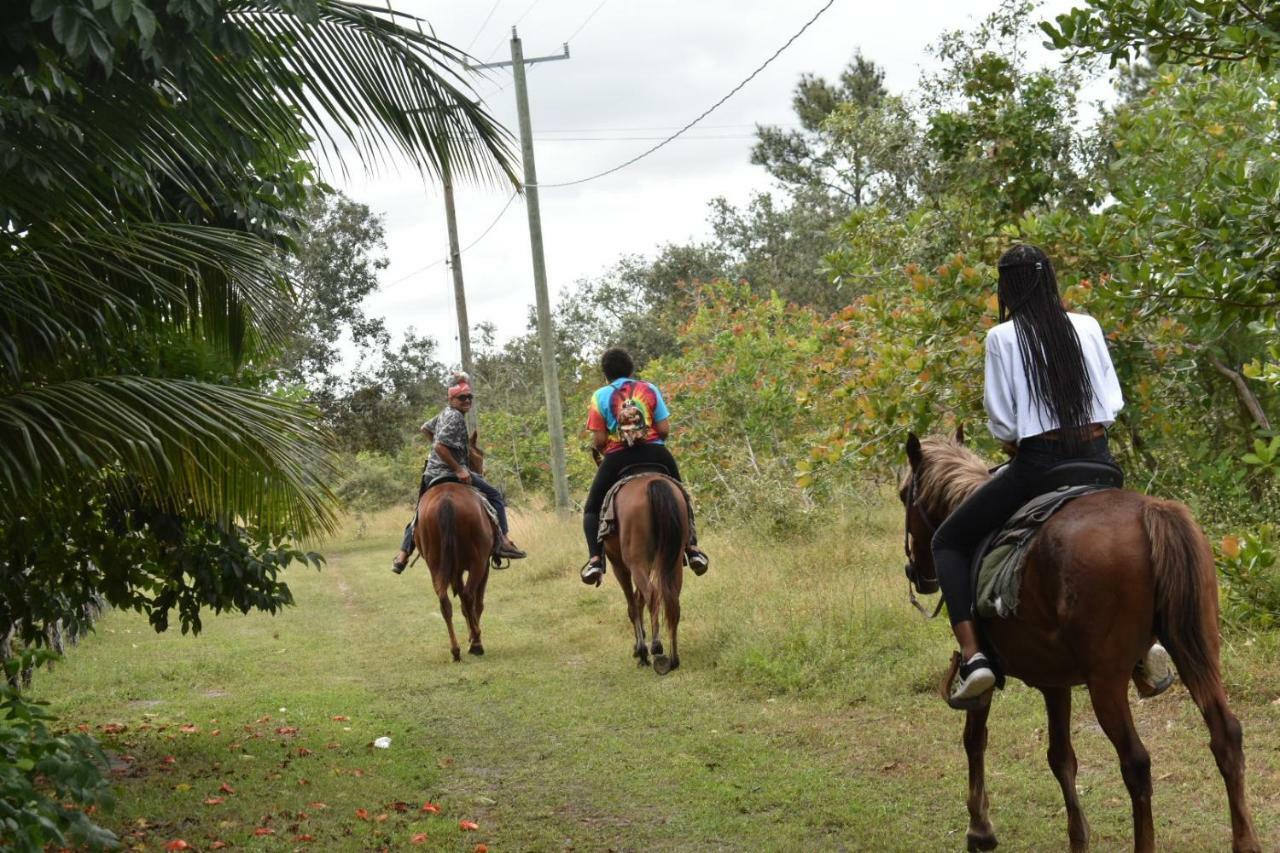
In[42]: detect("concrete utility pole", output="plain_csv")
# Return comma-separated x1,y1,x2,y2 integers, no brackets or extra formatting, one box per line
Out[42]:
471,30,571,511
439,152,478,432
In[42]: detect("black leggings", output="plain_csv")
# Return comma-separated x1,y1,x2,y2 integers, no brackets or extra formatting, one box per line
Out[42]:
932,435,1114,626
582,443,687,559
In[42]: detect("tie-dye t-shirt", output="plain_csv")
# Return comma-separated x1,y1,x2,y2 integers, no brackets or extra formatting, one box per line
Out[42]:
586,378,670,455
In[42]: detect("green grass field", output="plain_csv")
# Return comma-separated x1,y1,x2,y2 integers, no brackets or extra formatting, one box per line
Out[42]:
30,500,1280,851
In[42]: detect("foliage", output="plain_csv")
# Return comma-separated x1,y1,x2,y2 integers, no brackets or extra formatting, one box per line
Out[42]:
1,0,517,659
1044,0,1280,68
1,651,116,851
1217,527,1280,631
276,193,392,389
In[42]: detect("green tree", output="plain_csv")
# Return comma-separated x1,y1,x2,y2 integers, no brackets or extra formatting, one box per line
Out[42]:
1044,0,1280,67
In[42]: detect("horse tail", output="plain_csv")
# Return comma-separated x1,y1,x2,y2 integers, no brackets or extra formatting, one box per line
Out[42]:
1142,498,1218,696
647,478,685,591
438,496,459,594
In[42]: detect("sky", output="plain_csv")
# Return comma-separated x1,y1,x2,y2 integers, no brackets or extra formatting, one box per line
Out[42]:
333,0,1087,369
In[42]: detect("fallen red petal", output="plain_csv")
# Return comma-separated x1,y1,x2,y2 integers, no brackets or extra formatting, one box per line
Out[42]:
164,841,190,851
253,827,276,836
293,834,315,842
219,783,235,794
420,803,441,814
331,715,350,721
355,808,369,820
459,820,479,831
411,834,429,844
474,845,489,853
204,797,225,806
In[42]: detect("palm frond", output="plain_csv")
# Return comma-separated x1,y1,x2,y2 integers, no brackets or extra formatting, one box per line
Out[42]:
0,377,338,536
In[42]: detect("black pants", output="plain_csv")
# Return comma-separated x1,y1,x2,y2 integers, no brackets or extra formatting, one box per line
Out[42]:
582,443,691,559
932,435,1115,626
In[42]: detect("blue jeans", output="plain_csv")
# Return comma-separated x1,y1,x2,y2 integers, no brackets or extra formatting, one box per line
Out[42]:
931,434,1115,625
399,473,509,555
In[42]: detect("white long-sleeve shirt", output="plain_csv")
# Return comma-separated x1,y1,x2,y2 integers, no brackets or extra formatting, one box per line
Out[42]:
984,312,1124,444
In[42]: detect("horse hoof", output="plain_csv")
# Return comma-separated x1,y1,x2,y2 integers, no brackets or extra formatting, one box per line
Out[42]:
966,832,998,852
650,640,663,656
469,644,484,656
653,655,674,675
451,648,461,662
637,651,650,667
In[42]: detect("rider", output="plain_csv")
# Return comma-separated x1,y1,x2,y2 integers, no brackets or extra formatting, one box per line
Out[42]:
579,347,708,586
392,373,526,573
934,244,1170,705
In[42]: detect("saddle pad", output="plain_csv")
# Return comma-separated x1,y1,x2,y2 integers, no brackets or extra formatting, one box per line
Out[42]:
422,476,502,536
597,473,696,544
974,484,1113,619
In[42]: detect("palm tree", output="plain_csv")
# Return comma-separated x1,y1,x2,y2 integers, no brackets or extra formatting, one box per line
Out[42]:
0,0,519,633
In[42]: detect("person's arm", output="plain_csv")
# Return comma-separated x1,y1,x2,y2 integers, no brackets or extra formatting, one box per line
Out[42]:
435,442,470,482
590,427,609,453
984,333,1019,445
653,418,670,440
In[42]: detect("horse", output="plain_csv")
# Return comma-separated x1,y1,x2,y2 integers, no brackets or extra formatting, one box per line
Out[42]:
902,430,1261,853
415,432,496,662
602,472,689,675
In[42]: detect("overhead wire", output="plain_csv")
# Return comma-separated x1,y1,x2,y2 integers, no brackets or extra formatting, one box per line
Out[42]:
385,191,521,286
532,0,838,189
465,0,504,52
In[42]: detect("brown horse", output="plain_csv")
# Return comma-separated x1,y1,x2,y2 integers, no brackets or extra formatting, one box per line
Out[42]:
902,431,1261,853
603,474,689,675
415,434,495,662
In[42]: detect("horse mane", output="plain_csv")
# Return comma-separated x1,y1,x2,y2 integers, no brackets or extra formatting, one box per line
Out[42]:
911,436,991,516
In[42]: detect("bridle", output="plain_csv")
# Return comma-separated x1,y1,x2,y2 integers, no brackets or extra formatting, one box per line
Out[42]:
903,470,945,619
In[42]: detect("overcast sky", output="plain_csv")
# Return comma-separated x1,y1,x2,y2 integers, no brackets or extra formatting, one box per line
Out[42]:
333,0,1085,369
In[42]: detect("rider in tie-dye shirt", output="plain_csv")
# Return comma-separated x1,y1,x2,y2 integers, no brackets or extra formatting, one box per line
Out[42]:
579,347,709,586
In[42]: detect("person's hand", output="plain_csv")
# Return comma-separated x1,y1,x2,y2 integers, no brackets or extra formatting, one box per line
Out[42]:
456,469,472,484
1001,441,1018,457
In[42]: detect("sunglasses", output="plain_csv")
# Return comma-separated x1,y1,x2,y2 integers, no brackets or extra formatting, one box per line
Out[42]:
455,394,474,402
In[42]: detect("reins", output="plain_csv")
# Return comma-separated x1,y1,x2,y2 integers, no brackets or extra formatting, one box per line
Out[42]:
904,473,946,620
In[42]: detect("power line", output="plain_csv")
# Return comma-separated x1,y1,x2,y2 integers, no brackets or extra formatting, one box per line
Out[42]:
465,0,504,53
482,0,545,60
533,0,838,190
385,191,520,286
563,0,611,45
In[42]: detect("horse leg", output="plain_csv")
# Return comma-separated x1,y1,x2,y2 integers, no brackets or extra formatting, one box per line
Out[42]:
646,580,663,673
1042,686,1089,851
657,588,679,674
458,584,482,656
437,592,461,663
613,559,647,666
468,566,489,657
1087,677,1153,853
963,700,997,852
1183,673,1261,852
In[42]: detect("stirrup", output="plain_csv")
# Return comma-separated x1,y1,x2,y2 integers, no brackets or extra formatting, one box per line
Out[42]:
686,548,709,576
580,558,605,587
1134,643,1175,698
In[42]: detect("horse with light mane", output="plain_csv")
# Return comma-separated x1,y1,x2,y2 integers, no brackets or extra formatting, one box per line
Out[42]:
902,430,1260,853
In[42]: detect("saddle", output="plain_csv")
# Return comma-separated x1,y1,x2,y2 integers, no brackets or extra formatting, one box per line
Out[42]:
972,460,1124,620
597,467,697,544
418,474,507,568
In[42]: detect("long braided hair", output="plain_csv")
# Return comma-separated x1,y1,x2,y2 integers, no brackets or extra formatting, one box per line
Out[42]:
996,245,1095,451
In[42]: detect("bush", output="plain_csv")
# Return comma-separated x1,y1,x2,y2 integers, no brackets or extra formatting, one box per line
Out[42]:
0,652,116,851
1218,526,1280,632
333,451,415,513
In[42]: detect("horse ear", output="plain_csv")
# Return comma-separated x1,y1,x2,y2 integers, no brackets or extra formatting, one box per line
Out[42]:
906,432,923,469
954,423,965,445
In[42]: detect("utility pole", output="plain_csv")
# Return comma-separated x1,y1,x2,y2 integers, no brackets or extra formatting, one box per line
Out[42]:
440,152,478,432
471,30,571,511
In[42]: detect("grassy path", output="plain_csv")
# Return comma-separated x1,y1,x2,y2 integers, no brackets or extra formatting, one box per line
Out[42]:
32,505,1280,851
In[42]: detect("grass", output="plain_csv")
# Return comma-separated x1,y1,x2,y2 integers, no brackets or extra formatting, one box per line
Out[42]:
28,499,1280,851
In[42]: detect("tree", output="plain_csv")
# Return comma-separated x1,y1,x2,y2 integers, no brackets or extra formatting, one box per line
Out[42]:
277,193,392,390
1043,0,1280,68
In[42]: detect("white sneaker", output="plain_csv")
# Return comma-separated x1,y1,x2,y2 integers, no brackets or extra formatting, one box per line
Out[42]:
1134,642,1175,698
951,652,996,704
